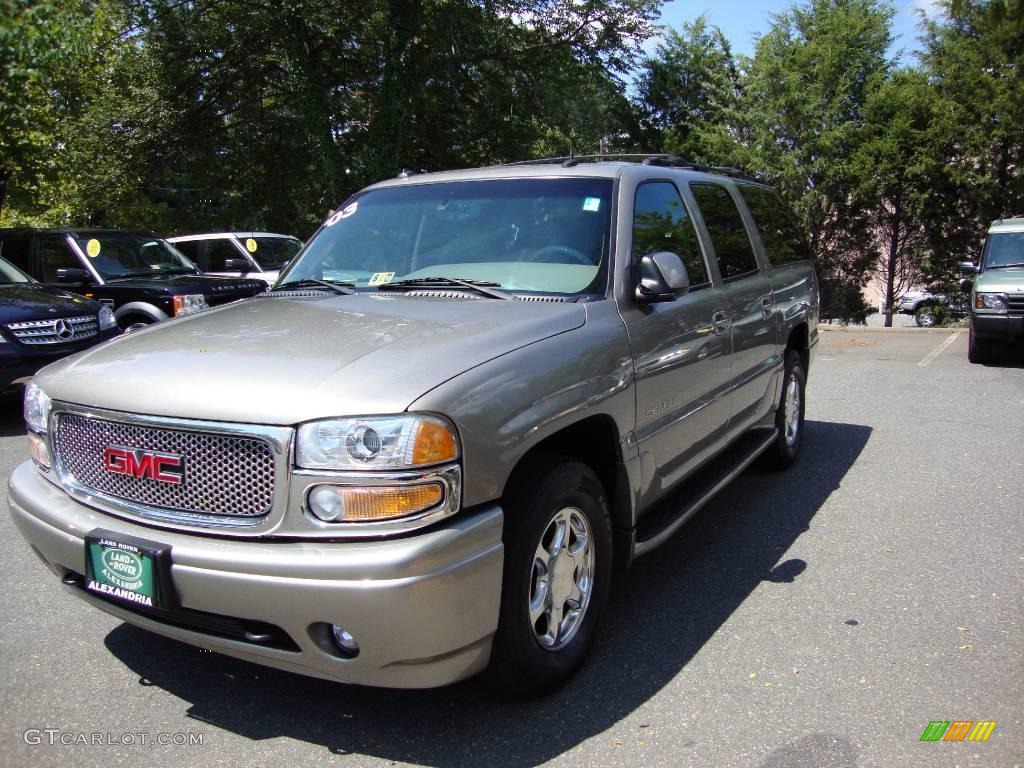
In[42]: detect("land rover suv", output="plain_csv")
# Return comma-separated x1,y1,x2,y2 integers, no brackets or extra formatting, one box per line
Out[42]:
0,229,267,330
167,232,302,284
962,217,1024,363
8,157,819,692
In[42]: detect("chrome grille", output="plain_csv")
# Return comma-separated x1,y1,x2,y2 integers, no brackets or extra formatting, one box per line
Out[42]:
53,413,275,518
7,315,98,345
1007,294,1024,313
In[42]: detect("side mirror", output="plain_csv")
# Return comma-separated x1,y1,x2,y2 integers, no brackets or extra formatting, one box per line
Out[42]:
958,261,978,274
636,252,689,304
55,267,91,284
959,277,974,295
222,258,250,272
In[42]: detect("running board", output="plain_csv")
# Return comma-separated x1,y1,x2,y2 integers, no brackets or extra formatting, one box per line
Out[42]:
632,427,778,558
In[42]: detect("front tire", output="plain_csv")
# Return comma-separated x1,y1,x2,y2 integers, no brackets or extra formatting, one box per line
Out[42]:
968,324,992,364
489,457,612,693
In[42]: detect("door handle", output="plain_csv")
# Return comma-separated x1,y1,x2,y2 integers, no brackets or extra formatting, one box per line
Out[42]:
712,310,730,336
760,296,774,318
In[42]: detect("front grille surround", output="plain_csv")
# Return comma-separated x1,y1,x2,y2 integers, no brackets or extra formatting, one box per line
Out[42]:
48,403,293,532
1006,294,1024,314
7,315,98,345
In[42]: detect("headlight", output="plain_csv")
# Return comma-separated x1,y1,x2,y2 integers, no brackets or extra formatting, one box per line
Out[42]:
24,381,51,433
296,414,459,471
172,294,210,316
974,293,1007,313
98,305,117,330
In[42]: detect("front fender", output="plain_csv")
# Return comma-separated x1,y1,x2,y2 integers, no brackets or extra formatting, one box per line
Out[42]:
113,301,169,324
407,301,636,510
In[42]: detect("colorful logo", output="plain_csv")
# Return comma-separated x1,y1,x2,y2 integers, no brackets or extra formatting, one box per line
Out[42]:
920,721,997,742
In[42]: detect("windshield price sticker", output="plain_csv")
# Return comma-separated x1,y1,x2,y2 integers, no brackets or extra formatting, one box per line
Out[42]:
86,239,102,258
245,238,258,253
369,272,395,286
582,197,601,212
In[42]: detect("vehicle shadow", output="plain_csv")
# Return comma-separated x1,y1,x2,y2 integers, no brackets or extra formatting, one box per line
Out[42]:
103,419,872,767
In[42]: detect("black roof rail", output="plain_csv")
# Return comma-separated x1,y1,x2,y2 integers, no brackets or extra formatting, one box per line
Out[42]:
496,154,764,182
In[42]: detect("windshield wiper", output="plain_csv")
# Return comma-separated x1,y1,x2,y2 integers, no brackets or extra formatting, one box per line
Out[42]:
987,263,1024,269
272,278,355,295
378,277,512,300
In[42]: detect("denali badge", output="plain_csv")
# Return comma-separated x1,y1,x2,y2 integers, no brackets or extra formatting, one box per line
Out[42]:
103,447,184,485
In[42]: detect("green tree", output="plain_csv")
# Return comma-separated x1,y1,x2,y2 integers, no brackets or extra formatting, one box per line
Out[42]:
741,0,896,320
0,0,95,223
918,0,1024,281
851,70,950,326
634,15,744,162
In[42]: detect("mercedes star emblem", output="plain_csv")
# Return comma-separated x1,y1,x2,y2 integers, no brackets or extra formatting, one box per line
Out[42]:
54,319,75,341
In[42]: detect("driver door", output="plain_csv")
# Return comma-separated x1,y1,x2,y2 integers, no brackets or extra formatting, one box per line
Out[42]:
619,180,734,502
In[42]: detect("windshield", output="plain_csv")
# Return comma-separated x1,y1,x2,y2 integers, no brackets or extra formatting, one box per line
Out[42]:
982,231,1024,268
280,178,614,295
0,256,33,284
241,236,303,270
70,233,198,279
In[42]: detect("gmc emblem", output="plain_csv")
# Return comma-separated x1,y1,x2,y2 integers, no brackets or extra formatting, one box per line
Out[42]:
103,447,184,485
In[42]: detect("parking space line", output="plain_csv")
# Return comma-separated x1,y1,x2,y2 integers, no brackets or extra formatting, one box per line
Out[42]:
918,331,960,368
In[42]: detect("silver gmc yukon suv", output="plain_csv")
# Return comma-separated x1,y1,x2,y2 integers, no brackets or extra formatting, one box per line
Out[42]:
8,156,819,692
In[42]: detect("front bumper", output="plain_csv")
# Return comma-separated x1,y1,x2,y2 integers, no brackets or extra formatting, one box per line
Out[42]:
8,461,504,688
971,313,1024,343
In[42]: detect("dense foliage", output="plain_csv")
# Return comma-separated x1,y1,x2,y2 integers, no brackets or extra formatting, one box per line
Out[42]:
1,0,1020,322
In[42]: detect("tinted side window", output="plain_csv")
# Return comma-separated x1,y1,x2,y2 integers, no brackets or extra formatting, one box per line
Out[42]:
207,240,243,271
0,237,32,271
690,183,759,281
633,182,710,288
173,240,202,267
38,237,81,282
736,185,811,265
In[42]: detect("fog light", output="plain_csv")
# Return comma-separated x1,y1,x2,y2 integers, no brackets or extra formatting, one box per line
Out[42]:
27,431,50,469
308,483,444,523
330,625,360,658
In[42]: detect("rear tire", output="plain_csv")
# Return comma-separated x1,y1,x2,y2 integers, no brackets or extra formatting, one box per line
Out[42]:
968,325,992,364
488,457,612,694
764,349,806,470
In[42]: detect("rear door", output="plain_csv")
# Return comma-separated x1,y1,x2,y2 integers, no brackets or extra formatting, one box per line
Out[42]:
688,182,777,432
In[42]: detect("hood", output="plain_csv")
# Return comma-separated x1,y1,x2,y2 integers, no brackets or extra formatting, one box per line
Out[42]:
976,266,1024,294
35,293,586,424
0,284,98,324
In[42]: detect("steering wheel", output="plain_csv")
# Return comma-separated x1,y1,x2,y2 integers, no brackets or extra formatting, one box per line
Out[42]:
524,245,591,265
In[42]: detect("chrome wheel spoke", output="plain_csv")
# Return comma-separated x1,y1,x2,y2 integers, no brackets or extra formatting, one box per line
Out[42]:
527,506,596,651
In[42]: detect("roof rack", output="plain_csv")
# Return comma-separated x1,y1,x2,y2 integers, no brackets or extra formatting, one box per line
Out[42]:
498,154,764,183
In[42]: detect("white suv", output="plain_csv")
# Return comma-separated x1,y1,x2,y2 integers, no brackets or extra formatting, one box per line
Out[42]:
167,232,302,284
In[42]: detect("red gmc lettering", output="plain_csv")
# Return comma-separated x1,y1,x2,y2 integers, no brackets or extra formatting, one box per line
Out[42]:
103,448,183,484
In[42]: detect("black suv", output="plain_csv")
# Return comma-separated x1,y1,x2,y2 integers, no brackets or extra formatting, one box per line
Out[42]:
0,256,120,390
0,229,267,330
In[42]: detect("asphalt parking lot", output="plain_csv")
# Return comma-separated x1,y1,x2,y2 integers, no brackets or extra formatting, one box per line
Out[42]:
0,328,1021,768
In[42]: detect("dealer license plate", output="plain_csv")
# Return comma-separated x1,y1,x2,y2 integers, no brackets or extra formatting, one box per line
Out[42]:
84,531,172,610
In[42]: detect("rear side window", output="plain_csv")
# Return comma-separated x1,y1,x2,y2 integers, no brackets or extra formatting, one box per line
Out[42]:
0,237,32,271
690,183,759,281
633,182,710,289
737,185,811,265
38,236,81,282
